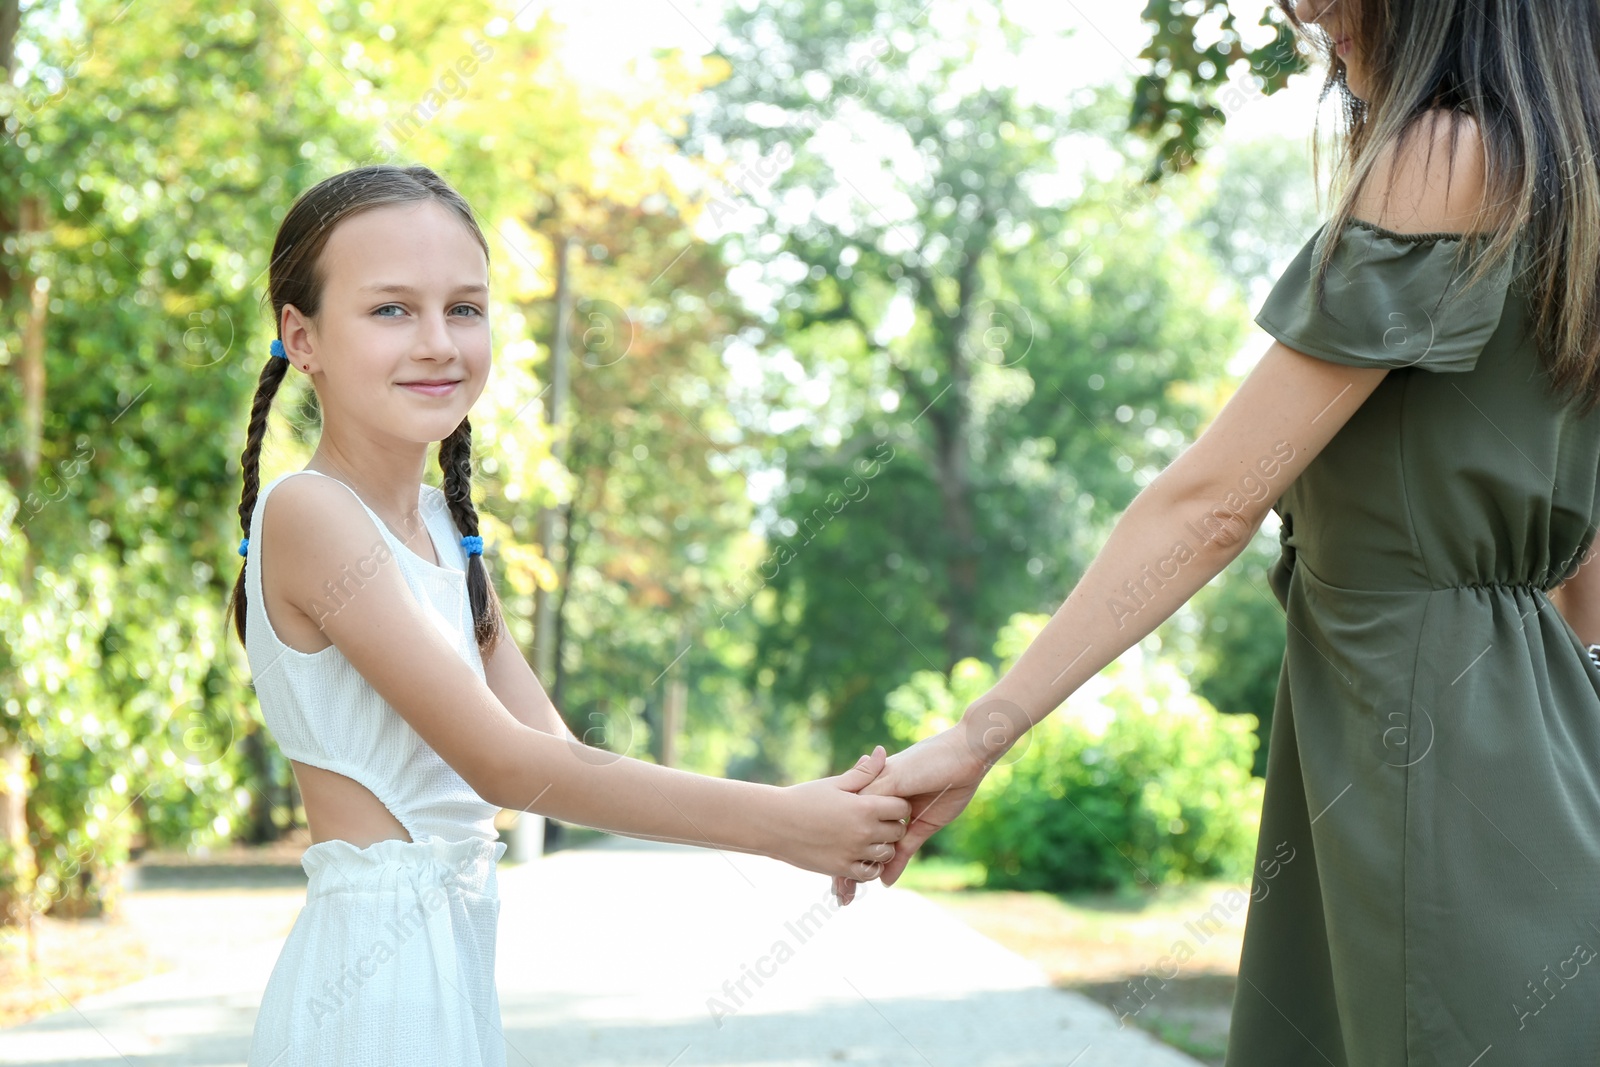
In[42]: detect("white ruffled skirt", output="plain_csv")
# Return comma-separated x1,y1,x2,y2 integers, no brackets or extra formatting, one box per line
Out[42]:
248,835,508,1067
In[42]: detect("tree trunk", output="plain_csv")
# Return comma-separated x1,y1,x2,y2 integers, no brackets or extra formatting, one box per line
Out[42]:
532,234,572,721
0,0,15,72
240,727,283,844
552,496,578,711
18,198,47,476
934,371,979,666
0,0,43,954
658,619,688,769
925,252,983,668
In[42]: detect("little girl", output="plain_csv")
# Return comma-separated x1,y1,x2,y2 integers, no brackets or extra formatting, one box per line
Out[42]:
227,164,911,1067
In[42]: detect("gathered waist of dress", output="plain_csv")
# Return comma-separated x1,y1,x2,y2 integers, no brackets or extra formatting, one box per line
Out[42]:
300,835,506,899
1285,553,1563,597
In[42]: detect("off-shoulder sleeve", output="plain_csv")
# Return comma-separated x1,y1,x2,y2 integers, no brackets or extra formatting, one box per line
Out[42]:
1254,218,1515,374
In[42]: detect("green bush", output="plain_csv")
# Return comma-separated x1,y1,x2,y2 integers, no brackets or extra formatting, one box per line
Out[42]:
0,482,257,923
885,614,1264,893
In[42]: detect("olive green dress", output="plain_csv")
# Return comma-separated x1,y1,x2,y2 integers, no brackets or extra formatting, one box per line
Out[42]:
1227,217,1600,1065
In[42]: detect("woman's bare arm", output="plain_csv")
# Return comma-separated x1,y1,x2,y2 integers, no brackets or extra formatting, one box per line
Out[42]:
1551,543,1600,648
977,342,1389,731
843,341,1388,893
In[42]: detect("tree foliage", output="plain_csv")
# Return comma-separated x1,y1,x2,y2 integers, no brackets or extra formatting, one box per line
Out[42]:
1131,0,1307,179
692,0,1250,766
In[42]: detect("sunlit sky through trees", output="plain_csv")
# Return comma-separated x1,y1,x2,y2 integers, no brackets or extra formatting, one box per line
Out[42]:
551,0,1325,144
548,0,1333,395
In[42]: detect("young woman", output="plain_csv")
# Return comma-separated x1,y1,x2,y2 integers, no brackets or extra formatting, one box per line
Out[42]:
851,1,1600,1062
229,165,911,1066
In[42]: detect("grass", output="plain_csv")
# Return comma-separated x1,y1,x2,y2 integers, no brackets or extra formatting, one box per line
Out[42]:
897,855,1241,1066
0,910,170,1029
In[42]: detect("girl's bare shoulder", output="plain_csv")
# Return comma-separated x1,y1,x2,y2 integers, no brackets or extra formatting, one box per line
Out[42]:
260,473,388,618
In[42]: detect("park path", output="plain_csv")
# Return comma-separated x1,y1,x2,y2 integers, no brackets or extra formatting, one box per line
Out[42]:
0,837,1202,1066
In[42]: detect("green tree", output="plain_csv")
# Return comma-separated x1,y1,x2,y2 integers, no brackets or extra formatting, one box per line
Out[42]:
1131,0,1307,178
693,0,1250,767
0,0,386,923
519,199,772,776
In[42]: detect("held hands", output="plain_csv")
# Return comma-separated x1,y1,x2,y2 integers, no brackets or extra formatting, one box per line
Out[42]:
832,715,1004,905
772,745,913,881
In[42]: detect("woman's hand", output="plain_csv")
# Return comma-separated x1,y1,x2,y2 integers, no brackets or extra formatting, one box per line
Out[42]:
832,718,997,904
770,745,913,880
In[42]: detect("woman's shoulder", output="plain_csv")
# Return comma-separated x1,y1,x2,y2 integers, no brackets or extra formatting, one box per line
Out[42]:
1256,111,1514,376
1352,108,1490,236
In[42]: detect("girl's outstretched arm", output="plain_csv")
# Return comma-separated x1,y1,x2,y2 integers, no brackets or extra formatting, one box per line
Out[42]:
479,603,888,855
261,475,911,882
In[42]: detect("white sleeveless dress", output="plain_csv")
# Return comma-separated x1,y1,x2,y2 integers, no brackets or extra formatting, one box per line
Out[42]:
242,469,508,1067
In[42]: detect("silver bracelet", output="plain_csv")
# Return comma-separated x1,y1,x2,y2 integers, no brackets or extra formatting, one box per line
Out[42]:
1588,643,1600,670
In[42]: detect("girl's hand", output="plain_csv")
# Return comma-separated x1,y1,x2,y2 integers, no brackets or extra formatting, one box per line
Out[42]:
832,724,993,904
771,745,913,880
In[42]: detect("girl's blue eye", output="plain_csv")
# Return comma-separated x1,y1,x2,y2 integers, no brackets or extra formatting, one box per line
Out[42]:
372,304,482,317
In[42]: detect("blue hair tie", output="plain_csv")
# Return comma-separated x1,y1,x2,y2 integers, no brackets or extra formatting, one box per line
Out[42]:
238,537,250,557
270,338,287,360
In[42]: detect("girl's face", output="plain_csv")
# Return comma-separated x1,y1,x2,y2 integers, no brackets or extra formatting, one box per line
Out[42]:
287,200,491,449
1293,0,1369,102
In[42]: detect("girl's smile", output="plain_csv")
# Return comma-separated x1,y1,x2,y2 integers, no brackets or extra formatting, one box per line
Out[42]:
399,379,462,397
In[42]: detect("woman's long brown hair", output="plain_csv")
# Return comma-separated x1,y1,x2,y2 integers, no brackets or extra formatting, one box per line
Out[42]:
1279,0,1600,414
